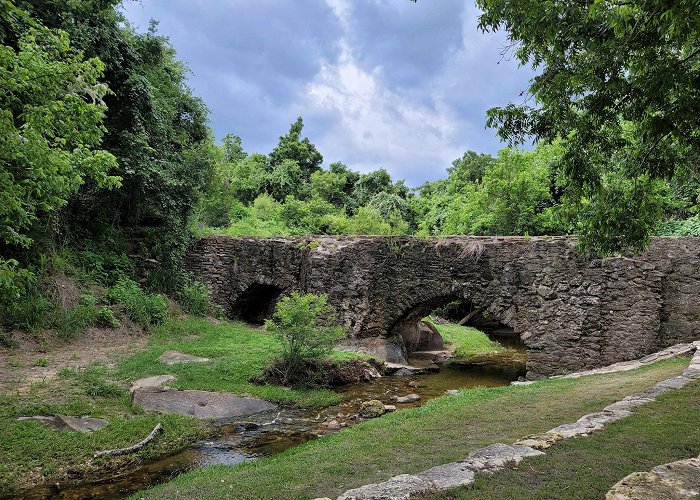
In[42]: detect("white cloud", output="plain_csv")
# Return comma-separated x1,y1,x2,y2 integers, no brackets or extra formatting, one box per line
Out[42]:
300,42,462,182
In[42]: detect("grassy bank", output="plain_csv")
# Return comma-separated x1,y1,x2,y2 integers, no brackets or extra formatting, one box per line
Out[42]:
133,357,691,499
432,379,700,499
0,316,360,493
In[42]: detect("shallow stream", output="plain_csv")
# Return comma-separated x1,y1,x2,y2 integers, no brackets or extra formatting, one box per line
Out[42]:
21,353,525,499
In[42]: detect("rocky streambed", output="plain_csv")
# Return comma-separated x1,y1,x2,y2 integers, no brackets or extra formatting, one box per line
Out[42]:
17,353,525,499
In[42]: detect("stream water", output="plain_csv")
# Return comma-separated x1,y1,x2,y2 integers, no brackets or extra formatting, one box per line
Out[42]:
20,353,525,499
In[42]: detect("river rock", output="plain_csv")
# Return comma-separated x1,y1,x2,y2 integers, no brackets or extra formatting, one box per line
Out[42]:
391,393,420,404
326,420,341,430
445,389,459,396
17,415,108,433
132,387,276,419
358,400,385,418
131,374,176,393
384,404,397,412
158,350,210,364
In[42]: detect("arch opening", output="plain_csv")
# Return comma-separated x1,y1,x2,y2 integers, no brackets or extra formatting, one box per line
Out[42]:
431,299,525,350
231,283,284,324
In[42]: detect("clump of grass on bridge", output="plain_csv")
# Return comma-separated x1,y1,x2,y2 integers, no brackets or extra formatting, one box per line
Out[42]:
132,356,692,500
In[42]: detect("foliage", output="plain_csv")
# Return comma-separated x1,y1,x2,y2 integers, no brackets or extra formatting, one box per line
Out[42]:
179,281,214,317
657,215,700,237
108,278,167,328
95,306,119,328
0,17,120,251
474,0,700,253
268,117,323,178
264,292,345,387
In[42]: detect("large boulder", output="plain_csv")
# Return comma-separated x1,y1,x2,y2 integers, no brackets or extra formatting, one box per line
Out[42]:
395,320,444,354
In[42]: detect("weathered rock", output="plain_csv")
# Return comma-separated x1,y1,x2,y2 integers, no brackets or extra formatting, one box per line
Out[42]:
338,474,436,500
548,409,632,438
132,387,276,419
461,444,544,472
158,350,210,365
416,462,476,489
606,457,700,500
391,394,420,404
131,375,176,393
18,415,108,433
445,389,459,396
358,400,385,418
326,420,341,430
397,320,444,354
186,236,700,379
383,405,397,412
514,432,563,450
603,397,655,413
407,380,421,387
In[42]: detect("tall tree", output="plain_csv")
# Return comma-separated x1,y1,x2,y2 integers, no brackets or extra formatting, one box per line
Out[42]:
268,117,323,177
474,0,700,253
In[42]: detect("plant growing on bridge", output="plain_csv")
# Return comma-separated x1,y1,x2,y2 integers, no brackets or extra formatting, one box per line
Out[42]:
265,292,345,387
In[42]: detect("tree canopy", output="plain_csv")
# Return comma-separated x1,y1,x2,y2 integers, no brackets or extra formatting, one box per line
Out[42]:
475,0,700,253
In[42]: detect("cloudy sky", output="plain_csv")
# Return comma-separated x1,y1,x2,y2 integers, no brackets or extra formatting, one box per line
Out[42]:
121,0,533,186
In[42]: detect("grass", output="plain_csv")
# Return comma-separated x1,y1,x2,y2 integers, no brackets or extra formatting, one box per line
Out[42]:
132,357,691,499
431,380,700,499
116,316,349,407
0,369,208,495
434,322,526,364
0,315,363,494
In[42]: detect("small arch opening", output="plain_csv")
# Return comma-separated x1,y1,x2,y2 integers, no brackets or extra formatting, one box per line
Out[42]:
231,283,284,324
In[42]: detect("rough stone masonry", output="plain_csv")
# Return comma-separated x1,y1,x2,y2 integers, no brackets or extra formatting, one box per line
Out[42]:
185,236,700,379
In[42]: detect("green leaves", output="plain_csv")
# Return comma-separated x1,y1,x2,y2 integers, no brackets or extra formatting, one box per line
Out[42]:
0,21,119,249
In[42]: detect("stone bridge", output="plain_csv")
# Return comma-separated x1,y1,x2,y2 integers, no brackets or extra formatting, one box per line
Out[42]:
185,236,700,379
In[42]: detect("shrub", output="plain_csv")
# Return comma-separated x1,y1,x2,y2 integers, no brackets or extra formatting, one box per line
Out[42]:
95,306,119,328
179,281,213,316
108,278,167,327
264,292,345,387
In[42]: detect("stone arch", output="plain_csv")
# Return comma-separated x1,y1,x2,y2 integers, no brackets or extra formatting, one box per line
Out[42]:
230,282,285,324
388,290,522,360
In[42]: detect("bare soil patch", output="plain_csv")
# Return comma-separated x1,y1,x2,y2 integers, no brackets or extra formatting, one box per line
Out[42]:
0,325,147,392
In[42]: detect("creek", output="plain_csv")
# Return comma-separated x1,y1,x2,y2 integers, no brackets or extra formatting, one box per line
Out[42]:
21,350,525,499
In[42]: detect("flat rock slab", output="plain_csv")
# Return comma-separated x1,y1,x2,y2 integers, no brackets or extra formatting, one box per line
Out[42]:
416,462,476,489
607,457,700,499
391,394,420,404
514,432,563,450
338,474,436,500
132,387,276,419
17,415,108,433
131,375,176,393
158,350,210,364
462,444,544,472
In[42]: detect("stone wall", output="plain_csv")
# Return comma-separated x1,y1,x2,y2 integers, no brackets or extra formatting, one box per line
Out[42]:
185,236,700,379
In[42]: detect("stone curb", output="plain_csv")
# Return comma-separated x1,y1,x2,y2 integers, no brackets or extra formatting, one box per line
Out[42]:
333,342,700,499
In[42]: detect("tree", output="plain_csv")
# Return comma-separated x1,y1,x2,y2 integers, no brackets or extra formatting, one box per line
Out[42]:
268,117,323,178
447,151,494,188
0,9,119,250
474,0,700,253
265,292,345,386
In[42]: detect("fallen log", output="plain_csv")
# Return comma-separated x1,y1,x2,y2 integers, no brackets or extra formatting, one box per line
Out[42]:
94,423,163,458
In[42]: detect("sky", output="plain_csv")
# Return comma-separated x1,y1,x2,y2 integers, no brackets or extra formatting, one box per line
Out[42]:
120,0,533,187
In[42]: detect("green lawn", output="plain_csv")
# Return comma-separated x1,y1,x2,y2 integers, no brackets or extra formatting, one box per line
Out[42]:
430,379,700,499
117,316,346,407
133,357,691,500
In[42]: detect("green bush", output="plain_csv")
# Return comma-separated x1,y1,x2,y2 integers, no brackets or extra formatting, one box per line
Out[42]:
108,278,167,327
264,292,345,387
180,281,213,316
95,306,119,328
